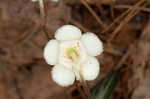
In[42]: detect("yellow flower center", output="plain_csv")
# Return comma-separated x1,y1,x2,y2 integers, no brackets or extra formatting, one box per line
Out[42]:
66,47,79,63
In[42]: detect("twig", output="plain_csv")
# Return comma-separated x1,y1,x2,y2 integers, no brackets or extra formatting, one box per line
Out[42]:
80,0,105,29
39,0,45,24
94,0,106,18
110,0,116,19
114,44,135,70
102,0,146,33
42,26,50,40
115,5,150,13
39,0,50,40
108,0,147,42
104,44,122,56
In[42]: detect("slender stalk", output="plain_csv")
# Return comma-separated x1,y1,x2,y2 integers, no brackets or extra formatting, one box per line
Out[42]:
79,72,92,99
43,27,50,40
39,0,45,25
76,82,87,99
69,49,92,99
39,0,50,40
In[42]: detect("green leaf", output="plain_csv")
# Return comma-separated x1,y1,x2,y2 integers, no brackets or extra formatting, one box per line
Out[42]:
91,68,122,99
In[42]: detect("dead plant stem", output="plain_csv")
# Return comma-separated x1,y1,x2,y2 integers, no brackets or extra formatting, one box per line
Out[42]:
39,0,50,40
108,0,147,42
115,5,150,12
80,0,105,29
79,72,92,99
102,0,146,33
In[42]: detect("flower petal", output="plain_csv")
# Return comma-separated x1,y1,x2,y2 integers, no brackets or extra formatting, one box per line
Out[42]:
81,56,100,81
44,40,59,65
51,65,75,87
81,33,103,56
55,25,82,41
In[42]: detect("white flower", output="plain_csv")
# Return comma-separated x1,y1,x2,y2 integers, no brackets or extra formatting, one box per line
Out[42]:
44,25,103,87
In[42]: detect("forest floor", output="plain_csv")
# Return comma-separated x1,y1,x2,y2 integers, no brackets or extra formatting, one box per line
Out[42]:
0,0,150,99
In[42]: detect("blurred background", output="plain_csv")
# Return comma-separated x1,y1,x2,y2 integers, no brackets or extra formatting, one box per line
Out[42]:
0,0,150,99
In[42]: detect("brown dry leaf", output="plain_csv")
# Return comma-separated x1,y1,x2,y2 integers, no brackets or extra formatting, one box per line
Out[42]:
0,63,69,99
0,0,71,66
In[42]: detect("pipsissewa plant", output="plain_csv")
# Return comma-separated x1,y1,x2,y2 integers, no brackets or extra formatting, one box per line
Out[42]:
44,25,103,86
31,0,120,99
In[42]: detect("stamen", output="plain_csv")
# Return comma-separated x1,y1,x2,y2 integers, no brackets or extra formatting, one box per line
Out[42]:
66,47,79,63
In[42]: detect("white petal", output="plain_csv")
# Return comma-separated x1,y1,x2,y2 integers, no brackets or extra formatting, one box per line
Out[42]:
81,33,103,56
55,25,82,41
51,65,75,87
44,40,59,65
81,56,100,81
